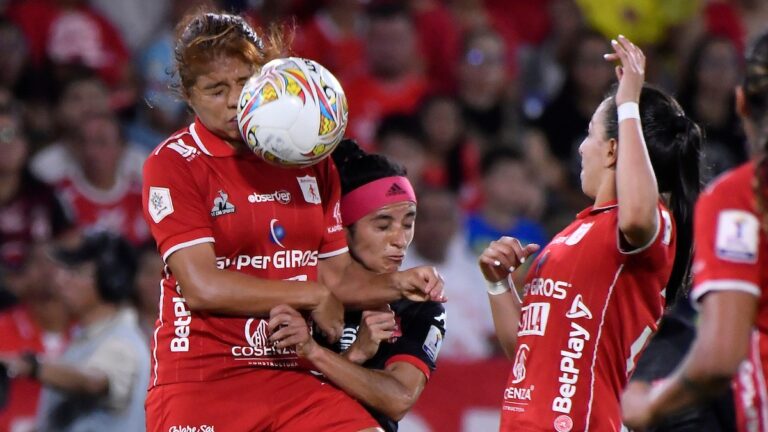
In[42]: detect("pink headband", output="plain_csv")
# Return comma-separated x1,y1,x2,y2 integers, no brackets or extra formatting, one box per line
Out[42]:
341,176,417,225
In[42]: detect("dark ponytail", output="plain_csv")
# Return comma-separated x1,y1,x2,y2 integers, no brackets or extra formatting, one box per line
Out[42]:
603,85,703,303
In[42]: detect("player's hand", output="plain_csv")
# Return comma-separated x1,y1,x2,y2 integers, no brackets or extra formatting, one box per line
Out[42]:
393,266,446,303
345,307,397,364
478,236,540,282
604,34,645,106
621,380,655,430
268,304,318,358
311,286,344,343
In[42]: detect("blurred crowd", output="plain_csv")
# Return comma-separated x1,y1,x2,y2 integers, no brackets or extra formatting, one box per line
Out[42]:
0,0,763,430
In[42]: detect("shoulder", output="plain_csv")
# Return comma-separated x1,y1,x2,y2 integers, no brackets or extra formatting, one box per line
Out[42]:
699,162,755,210
143,126,202,174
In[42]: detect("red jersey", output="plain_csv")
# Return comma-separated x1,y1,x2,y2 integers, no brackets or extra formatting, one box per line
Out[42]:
501,201,676,432
55,173,149,246
690,162,768,432
0,307,67,432
142,120,346,387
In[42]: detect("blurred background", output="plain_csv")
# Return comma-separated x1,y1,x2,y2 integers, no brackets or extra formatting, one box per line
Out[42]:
0,0,761,431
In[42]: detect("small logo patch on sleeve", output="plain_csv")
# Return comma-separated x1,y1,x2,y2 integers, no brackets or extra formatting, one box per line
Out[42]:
715,209,759,263
148,187,174,223
422,325,443,363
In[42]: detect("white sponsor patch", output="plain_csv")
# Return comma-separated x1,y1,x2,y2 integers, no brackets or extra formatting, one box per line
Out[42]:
422,325,443,363
148,187,174,223
715,210,759,263
661,209,673,246
297,175,321,204
565,222,593,246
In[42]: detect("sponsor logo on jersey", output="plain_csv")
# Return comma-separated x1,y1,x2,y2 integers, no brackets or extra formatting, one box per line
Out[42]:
339,324,358,351
565,222,593,246
166,139,199,161
505,384,534,401
171,285,191,352
168,426,214,432
552,321,591,415
216,251,319,270
297,175,321,204
328,202,343,233
524,278,570,300
519,303,550,336
422,325,443,363
565,294,592,320
269,219,286,248
248,190,291,204
231,318,294,358
554,415,573,432
512,344,530,383
715,209,759,263
148,187,174,223
210,190,235,217
661,209,673,246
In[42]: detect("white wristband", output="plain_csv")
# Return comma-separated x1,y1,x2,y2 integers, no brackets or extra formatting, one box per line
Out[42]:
486,278,512,296
617,102,640,122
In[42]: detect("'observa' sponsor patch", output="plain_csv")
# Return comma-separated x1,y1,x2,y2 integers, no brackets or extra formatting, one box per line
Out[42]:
715,209,759,263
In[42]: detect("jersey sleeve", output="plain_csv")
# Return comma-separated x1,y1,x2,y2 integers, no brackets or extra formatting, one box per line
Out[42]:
142,151,214,262
384,302,446,379
618,202,676,267
317,158,347,259
691,188,762,302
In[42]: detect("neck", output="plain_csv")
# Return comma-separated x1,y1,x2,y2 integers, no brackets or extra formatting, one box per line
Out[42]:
0,171,21,203
84,168,118,190
79,303,118,328
592,172,617,207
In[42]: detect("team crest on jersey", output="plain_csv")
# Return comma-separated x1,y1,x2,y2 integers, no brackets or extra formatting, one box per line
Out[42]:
565,222,593,246
297,175,321,204
715,209,759,263
211,190,236,217
422,325,443,362
148,186,174,223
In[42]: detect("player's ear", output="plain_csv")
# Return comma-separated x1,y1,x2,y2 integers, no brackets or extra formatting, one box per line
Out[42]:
604,138,618,168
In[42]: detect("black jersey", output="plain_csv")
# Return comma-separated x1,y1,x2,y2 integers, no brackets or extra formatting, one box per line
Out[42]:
322,299,446,432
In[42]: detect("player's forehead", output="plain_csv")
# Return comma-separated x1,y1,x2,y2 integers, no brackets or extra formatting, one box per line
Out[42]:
193,55,255,88
362,201,416,222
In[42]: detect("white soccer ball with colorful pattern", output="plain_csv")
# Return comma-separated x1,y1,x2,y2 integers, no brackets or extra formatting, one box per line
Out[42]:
237,57,348,167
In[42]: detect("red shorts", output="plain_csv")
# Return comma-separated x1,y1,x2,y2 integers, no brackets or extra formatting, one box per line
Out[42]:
146,369,379,432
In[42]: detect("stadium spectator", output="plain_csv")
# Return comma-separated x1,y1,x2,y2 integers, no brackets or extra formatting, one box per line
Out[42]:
465,147,548,265
418,94,482,211
30,72,145,185
621,30,768,432
404,186,496,361
679,35,747,182
345,2,428,151
0,100,74,308
0,231,148,432
480,36,701,430
54,113,149,246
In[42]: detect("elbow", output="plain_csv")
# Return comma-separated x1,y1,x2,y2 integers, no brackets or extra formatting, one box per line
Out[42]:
178,273,219,311
686,342,745,387
384,391,418,421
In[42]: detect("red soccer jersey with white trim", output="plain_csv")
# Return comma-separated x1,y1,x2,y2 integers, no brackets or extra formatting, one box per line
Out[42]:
501,201,676,432
690,162,768,432
142,120,346,386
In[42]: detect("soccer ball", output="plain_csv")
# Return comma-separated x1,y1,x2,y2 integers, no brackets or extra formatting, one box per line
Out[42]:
237,57,348,168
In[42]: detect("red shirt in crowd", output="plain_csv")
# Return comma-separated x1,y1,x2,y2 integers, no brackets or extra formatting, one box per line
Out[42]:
55,174,149,246
502,201,676,432
691,162,768,432
142,119,346,387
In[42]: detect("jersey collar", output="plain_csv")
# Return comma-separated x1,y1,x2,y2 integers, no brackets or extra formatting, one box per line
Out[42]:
189,118,239,157
576,199,618,219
